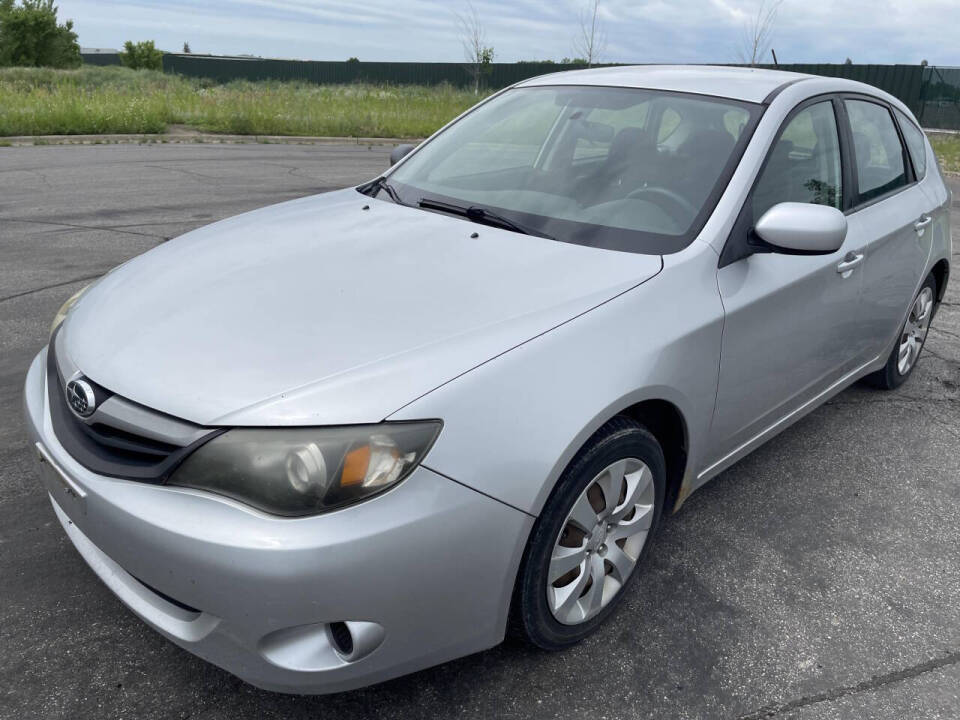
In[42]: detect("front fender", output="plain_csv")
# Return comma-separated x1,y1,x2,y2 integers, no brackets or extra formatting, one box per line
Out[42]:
389,242,724,516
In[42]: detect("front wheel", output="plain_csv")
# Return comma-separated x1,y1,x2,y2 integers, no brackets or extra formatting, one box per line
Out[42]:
865,273,937,390
513,416,665,650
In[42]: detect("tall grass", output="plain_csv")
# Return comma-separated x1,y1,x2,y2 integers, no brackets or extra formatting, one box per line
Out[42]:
0,66,487,137
930,134,960,174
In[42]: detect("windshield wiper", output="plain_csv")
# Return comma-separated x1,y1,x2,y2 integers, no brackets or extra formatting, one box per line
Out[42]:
361,176,405,205
417,198,553,240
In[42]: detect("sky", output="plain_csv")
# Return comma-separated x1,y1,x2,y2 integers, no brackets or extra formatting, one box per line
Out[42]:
59,0,960,66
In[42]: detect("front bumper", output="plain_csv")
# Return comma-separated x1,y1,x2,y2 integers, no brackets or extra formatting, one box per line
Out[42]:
24,348,533,694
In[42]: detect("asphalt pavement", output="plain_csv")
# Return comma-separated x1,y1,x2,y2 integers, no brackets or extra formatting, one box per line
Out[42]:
1,143,958,720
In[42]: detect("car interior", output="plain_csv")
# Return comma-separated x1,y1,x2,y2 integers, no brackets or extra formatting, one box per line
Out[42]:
390,86,757,248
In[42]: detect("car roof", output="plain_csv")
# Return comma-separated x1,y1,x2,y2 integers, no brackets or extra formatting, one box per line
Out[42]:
515,64,816,104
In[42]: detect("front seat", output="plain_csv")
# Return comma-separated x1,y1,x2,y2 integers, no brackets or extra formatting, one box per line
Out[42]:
676,129,736,204
578,127,654,205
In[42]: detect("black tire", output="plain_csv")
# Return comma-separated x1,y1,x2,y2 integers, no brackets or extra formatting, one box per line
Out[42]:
865,273,937,390
512,416,666,650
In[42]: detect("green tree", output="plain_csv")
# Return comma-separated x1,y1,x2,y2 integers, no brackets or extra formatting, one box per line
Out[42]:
119,39,163,70
0,0,80,68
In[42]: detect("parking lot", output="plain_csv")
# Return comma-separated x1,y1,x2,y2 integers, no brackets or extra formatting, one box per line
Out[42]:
1,143,958,719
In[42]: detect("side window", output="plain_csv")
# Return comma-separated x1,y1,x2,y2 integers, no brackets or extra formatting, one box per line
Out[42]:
894,108,927,180
573,132,612,161
845,100,907,202
657,108,681,142
752,101,842,222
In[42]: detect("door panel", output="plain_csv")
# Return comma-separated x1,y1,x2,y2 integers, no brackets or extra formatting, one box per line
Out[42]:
845,100,932,360
847,189,931,361
708,99,862,463
711,245,863,461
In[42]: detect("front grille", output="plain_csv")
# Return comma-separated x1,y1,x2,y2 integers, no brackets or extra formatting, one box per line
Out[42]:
84,422,179,464
46,332,222,482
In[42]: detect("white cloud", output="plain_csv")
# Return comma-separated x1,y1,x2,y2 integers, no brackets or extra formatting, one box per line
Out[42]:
57,0,960,65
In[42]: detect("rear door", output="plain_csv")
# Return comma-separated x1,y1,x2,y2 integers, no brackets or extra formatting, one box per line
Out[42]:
840,98,933,363
895,106,949,272
706,97,863,466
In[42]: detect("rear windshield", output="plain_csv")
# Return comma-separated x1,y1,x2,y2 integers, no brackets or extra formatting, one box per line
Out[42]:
387,85,762,254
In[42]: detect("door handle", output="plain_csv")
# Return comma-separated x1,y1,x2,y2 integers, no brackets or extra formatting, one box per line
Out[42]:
836,252,864,275
914,215,932,235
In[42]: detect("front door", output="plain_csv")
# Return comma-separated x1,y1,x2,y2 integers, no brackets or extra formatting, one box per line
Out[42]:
706,98,863,469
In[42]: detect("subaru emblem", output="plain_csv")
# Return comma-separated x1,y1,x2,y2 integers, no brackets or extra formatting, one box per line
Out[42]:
66,378,96,418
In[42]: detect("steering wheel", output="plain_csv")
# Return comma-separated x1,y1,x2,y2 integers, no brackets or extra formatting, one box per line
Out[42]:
625,186,698,224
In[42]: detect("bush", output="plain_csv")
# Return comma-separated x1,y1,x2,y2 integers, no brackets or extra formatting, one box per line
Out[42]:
119,40,163,71
0,0,81,68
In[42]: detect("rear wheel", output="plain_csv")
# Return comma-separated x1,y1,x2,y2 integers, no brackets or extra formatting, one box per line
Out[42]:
513,416,665,650
866,273,936,390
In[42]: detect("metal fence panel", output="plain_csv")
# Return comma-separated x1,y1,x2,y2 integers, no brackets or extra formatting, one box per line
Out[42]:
161,55,589,88
81,52,121,66
761,63,927,116
79,54,960,130
920,65,960,130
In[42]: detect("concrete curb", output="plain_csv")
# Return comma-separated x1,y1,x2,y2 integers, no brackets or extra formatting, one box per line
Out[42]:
0,133,422,148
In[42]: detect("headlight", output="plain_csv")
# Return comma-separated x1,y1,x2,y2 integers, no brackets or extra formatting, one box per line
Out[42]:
168,421,442,516
50,282,95,337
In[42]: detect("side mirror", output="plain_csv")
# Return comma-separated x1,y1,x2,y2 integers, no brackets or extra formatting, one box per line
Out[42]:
754,202,847,255
389,143,416,166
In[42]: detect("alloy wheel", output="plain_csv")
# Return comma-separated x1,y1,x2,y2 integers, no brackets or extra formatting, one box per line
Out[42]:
547,458,655,625
898,286,934,376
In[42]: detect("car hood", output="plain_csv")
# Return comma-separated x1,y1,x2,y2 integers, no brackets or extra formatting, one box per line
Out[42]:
61,189,662,426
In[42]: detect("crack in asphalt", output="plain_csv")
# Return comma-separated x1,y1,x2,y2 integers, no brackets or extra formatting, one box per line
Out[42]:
0,273,104,305
923,344,957,363
143,163,223,181
738,651,960,719
30,169,53,191
1,215,168,241
931,325,960,343
923,404,960,440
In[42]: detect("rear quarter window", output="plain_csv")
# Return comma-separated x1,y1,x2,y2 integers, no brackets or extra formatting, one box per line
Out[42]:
894,108,927,180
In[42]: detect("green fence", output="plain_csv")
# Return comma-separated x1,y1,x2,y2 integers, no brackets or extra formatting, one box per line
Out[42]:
758,63,926,113
80,52,121,66
160,55,589,88
921,66,960,131
81,53,960,130
753,63,960,130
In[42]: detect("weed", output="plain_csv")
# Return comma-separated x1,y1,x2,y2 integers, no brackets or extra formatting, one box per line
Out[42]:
0,66,486,138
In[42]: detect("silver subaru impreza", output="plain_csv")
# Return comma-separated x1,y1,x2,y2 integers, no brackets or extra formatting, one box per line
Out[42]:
24,66,951,694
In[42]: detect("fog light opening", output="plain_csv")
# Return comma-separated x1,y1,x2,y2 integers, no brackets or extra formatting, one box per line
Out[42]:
328,621,354,657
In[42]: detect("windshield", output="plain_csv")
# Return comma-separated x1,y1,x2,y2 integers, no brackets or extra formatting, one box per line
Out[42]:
386,85,762,254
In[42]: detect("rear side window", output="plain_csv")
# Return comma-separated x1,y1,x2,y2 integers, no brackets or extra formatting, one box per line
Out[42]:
752,100,842,222
845,100,907,202
894,108,927,179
